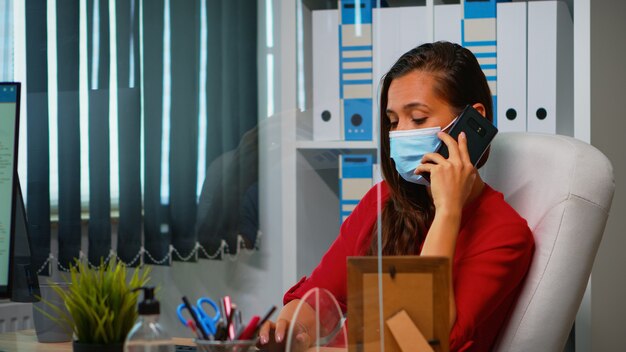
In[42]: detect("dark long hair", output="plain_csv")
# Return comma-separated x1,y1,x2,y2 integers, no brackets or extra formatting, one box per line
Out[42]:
369,41,493,256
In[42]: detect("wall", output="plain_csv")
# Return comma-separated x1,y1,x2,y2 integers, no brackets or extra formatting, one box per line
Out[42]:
590,0,626,350
148,244,283,337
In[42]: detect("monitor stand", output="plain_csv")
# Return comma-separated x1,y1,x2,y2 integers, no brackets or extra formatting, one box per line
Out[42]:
11,179,40,302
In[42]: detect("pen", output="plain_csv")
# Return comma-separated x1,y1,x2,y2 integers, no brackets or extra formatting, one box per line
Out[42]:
225,307,236,340
222,296,235,339
231,303,241,333
234,325,245,340
182,296,210,340
236,309,243,331
249,306,277,338
214,322,227,341
235,315,260,341
219,299,226,325
231,306,276,341
186,320,203,340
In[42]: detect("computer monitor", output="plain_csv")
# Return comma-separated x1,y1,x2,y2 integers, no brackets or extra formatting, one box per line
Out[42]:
0,82,40,302
0,82,21,298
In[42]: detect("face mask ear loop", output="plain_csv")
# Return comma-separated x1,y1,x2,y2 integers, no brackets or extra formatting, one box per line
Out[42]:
441,114,460,134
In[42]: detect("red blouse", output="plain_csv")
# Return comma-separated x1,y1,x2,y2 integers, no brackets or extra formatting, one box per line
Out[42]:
284,182,534,351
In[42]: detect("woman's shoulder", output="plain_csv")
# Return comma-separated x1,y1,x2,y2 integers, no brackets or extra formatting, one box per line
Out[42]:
458,183,534,256
472,183,528,225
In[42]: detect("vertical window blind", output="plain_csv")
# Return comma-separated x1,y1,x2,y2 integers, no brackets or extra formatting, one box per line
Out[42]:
9,0,260,273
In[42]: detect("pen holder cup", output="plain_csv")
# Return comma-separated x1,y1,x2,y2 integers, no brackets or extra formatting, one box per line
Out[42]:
194,338,259,352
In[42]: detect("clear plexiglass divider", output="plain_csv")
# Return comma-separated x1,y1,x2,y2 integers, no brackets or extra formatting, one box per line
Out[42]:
286,287,348,352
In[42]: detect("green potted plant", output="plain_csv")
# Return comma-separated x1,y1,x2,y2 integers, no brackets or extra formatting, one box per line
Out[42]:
36,258,151,352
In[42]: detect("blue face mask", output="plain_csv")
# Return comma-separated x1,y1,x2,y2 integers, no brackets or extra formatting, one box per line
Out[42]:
389,118,457,186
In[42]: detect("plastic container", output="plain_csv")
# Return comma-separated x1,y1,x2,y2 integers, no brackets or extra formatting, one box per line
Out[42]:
125,287,175,352
194,338,259,352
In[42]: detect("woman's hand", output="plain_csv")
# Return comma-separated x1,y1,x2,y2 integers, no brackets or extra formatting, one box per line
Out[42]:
415,131,477,213
257,299,314,352
257,319,312,352
416,131,477,328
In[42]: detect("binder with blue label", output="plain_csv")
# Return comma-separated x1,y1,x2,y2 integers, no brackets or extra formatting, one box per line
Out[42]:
339,0,377,141
372,5,430,125
313,9,341,141
435,3,462,44
496,1,527,132
339,154,373,223
526,0,573,135
462,0,504,125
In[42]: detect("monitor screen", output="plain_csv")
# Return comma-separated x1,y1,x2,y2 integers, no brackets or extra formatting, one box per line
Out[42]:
0,82,20,298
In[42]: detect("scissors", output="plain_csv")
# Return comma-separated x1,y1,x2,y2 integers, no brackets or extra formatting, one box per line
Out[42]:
177,297,221,336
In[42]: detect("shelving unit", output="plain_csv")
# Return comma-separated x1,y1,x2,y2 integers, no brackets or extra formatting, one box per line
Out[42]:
288,0,581,276
269,0,588,349
295,140,377,149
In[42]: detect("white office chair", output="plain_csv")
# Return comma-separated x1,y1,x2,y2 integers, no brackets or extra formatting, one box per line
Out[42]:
478,133,615,352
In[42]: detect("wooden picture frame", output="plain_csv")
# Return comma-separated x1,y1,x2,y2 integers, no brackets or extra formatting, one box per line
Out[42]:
347,256,450,352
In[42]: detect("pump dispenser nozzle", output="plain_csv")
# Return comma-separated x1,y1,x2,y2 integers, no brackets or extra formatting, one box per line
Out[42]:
133,286,160,315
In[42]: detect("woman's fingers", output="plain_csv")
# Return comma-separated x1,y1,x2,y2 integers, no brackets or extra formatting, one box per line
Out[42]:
258,319,290,345
275,318,290,343
420,151,446,165
438,131,474,173
437,131,460,161
457,132,472,165
423,132,470,166
258,320,275,344
418,132,474,181
415,163,434,176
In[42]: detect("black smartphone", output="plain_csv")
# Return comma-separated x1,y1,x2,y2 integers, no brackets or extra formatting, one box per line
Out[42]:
424,105,498,182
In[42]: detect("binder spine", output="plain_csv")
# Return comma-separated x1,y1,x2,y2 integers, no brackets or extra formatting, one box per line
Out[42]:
313,10,341,141
462,0,498,125
526,1,573,135
496,1,527,132
434,4,462,44
339,154,373,224
339,0,376,141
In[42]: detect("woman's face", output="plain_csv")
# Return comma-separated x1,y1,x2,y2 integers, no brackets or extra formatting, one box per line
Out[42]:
385,70,457,132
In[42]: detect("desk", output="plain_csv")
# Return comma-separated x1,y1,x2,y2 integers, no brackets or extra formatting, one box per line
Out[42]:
0,330,194,352
0,331,348,352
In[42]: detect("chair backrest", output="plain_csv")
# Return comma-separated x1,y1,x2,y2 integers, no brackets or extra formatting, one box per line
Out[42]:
479,132,615,352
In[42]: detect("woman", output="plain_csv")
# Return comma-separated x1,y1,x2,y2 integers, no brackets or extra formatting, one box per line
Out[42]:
259,41,534,351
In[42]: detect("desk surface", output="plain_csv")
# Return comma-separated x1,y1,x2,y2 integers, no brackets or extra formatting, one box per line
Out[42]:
0,330,345,352
0,330,194,352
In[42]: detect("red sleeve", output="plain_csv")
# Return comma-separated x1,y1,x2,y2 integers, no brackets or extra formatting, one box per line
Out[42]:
449,222,535,351
283,183,385,313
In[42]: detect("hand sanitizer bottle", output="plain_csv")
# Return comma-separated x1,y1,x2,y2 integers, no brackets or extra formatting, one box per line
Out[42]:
125,286,175,352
